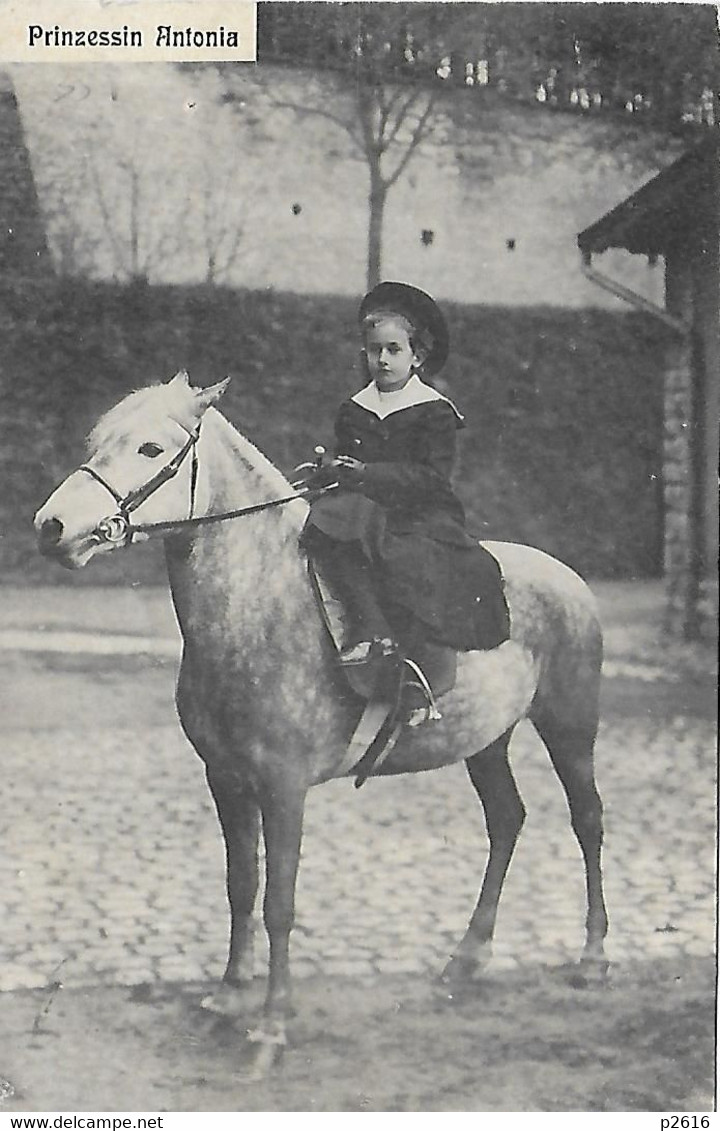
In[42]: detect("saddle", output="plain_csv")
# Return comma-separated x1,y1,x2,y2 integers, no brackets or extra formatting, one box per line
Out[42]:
307,559,458,786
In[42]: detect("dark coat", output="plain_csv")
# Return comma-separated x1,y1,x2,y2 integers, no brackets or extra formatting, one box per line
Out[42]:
303,388,509,651
311,395,475,547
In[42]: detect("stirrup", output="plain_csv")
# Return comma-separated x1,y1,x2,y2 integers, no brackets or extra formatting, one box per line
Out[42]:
407,706,441,728
403,657,443,725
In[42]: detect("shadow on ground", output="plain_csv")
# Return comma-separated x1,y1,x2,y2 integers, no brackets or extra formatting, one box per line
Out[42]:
0,958,714,1112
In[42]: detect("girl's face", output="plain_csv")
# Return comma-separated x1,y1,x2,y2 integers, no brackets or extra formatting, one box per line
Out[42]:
363,317,423,392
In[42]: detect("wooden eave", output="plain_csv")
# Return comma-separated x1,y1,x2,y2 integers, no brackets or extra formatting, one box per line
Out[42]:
578,136,719,258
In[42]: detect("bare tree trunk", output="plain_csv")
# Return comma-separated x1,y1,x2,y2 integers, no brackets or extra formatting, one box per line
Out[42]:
367,172,386,290
129,167,141,279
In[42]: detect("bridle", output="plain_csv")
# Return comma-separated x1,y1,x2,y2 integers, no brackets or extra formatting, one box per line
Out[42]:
78,424,201,545
78,425,332,547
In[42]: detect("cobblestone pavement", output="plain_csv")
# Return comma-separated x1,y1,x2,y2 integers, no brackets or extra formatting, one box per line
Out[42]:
0,586,716,993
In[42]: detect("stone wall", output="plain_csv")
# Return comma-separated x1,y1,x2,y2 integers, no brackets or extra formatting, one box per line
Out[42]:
662,337,695,637
664,242,719,642
660,346,717,643
695,230,720,641
10,62,670,309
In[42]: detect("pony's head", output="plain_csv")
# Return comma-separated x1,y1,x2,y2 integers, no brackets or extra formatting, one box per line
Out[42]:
34,371,230,569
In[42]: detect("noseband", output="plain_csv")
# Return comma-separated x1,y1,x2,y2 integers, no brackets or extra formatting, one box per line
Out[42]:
78,426,200,546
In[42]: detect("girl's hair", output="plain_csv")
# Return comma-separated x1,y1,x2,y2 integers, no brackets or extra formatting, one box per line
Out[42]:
360,310,433,369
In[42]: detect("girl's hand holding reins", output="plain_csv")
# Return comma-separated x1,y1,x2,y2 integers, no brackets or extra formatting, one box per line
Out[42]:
331,455,365,487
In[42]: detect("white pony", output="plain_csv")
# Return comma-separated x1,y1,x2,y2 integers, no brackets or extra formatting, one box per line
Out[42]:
35,372,608,1075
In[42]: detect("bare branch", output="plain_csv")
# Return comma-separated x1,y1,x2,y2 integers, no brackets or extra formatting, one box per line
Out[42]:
383,88,429,152
270,98,365,158
146,193,192,276
87,157,129,278
381,85,407,123
384,91,436,189
200,174,247,283
212,217,247,283
36,152,101,277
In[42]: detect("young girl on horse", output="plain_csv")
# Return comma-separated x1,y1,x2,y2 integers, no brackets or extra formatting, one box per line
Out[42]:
301,281,508,665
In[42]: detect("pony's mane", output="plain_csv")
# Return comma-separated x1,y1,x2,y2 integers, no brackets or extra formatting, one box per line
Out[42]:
202,406,293,495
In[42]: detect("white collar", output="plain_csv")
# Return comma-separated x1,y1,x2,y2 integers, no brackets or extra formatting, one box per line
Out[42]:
351,374,462,421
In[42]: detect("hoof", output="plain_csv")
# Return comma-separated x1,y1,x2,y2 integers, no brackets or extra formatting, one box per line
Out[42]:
579,957,611,987
200,981,250,1018
438,954,486,992
561,958,611,990
240,1025,287,1080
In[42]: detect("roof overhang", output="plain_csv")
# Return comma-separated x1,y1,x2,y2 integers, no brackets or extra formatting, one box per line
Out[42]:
578,136,718,259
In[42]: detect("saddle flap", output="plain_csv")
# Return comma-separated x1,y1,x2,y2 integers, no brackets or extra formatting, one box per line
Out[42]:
307,557,456,704
307,556,457,783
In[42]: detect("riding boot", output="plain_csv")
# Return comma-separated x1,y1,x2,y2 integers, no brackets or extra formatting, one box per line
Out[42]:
309,536,393,650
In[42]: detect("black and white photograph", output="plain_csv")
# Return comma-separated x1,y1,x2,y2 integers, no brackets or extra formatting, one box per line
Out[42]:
0,0,717,1115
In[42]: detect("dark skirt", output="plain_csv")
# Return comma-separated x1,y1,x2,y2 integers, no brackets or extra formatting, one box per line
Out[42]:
377,527,509,651
302,494,509,652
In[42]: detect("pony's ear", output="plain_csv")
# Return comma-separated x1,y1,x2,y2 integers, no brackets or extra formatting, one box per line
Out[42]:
169,369,191,387
195,376,231,412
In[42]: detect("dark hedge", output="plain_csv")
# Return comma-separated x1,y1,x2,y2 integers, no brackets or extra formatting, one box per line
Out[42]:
0,278,667,585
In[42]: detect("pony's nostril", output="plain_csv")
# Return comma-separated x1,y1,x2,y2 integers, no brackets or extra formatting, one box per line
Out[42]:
39,517,64,550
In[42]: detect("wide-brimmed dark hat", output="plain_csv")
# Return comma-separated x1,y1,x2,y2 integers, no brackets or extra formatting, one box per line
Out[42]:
358,281,449,375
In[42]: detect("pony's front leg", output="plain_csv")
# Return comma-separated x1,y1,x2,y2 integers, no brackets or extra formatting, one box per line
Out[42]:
246,780,307,1076
201,768,260,1018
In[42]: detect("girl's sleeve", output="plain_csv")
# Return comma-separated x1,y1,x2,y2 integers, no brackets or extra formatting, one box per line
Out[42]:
357,404,459,508
333,405,356,456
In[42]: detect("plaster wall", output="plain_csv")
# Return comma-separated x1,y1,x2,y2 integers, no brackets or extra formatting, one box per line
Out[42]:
9,62,668,310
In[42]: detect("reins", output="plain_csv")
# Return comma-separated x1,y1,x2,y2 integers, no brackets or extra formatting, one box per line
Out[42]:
78,419,335,546
129,486,327,537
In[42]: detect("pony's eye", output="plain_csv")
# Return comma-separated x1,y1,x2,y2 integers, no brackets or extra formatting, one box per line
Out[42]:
138,442,164,458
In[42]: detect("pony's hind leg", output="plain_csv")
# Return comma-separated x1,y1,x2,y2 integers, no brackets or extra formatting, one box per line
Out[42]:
531,706,609,980
200,767,260,1017
442,727,524,987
